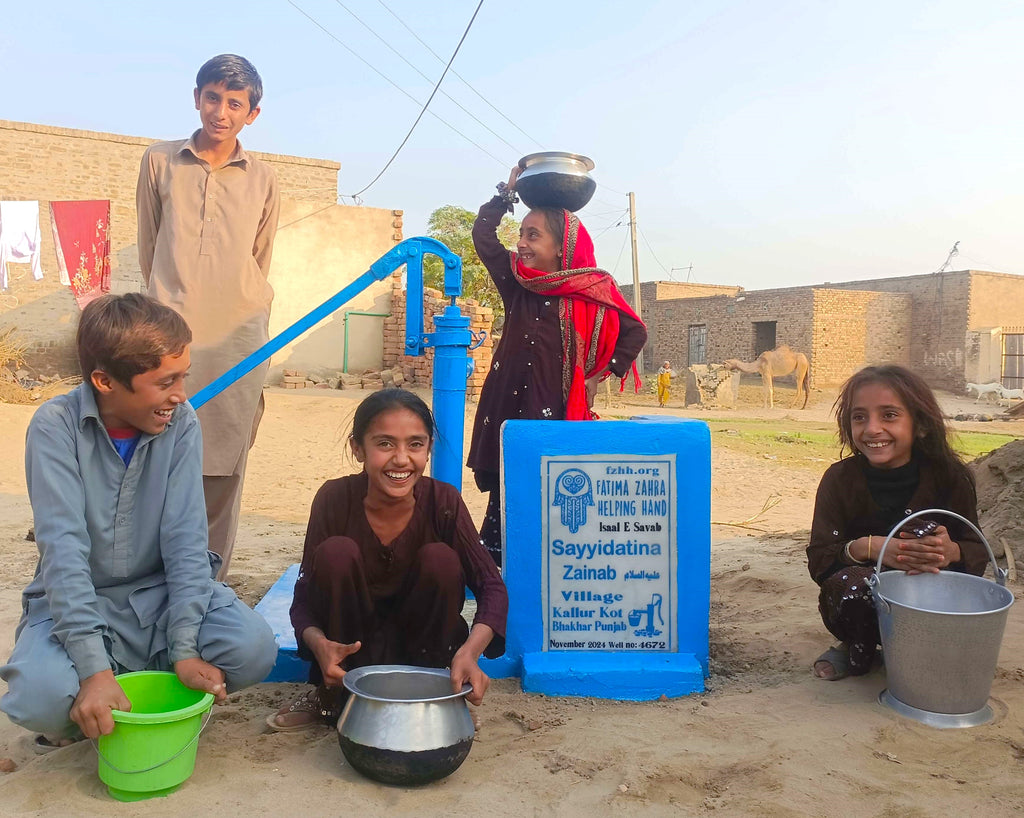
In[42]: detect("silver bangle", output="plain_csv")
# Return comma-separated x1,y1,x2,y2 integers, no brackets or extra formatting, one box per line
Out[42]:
844,540,868,565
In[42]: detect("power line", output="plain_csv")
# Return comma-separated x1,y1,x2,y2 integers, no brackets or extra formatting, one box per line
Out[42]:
610,227,631,276
287,0,507,180
344,0,487,198
637,224,671,275
591,210,629,239
333,0,524,156
375,0,544,151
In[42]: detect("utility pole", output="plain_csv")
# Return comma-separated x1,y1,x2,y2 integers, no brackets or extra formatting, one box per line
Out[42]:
628,192,641,315
627,191,645,369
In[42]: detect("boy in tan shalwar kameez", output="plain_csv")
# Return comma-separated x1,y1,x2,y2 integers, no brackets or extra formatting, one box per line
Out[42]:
137,54,280,580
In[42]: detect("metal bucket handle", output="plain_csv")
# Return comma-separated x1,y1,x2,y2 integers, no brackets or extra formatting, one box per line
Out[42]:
868,509,1006,612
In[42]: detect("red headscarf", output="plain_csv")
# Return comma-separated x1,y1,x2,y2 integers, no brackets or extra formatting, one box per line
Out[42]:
512,210,644,420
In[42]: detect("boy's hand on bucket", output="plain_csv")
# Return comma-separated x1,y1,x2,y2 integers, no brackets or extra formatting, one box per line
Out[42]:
175,658,228,704
70,669,131,738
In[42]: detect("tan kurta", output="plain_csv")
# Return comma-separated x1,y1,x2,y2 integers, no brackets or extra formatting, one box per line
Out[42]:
137,132,280,475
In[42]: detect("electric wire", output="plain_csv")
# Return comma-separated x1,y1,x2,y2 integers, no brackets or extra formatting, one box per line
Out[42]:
287,0,507,181
591,210,629,239
375,0,544,150
610,226,630,276
333,0,524,156
638,224,672,275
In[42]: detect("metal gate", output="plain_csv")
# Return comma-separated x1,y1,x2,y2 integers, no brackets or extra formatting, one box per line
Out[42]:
1003,333,1024,389
688,324,707,365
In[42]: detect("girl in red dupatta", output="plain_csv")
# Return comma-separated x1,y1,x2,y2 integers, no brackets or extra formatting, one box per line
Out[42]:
512,206,643,419
466,167,648,568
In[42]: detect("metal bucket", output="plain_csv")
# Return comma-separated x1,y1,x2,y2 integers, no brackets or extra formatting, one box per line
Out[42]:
867,509,1014,728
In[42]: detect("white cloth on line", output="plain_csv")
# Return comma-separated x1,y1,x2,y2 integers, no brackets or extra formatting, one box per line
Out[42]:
0,201,43,288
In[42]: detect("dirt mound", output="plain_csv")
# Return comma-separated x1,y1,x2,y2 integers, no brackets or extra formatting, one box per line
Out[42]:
970,438,1024,564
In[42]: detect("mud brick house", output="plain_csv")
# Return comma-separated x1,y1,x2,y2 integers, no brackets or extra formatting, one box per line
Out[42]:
622,270,1024,391
0,119,404,378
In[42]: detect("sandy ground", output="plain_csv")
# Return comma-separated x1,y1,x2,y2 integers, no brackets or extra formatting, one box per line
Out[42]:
1,383,1023,816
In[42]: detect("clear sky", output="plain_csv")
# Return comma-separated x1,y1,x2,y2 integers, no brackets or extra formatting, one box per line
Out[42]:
3,0,1023,290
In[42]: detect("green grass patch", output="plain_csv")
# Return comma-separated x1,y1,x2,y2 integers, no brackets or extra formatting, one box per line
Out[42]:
703,418,1020,468
951,431,1021,461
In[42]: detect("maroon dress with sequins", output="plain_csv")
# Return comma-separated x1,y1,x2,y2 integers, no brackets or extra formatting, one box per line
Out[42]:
467,196,647,564
807,456,985,675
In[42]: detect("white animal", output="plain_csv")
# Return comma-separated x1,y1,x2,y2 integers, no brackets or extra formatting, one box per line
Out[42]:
999,385,1024,401
965,382,1004,403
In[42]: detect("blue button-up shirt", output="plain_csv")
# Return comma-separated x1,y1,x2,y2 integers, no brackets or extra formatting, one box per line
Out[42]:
22,383,217,680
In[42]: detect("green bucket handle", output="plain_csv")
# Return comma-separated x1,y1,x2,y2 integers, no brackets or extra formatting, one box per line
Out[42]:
92,707,212,776
867,508,1007,614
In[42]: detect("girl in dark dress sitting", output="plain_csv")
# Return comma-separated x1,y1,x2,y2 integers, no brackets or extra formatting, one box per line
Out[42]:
808,365,986,680
268,389,507,730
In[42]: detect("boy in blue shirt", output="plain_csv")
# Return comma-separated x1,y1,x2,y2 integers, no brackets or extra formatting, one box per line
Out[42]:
0,293,276,748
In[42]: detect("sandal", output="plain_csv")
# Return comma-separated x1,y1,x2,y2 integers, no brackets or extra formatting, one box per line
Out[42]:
266,686,342,732
33,734,80,755
812,645,850,681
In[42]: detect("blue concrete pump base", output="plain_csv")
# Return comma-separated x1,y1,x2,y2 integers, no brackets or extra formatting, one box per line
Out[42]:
254,563,310,683
522,651,705,700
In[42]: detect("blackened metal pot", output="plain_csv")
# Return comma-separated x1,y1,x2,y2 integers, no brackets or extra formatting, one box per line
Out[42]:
516,151,597,212
337,665,474,786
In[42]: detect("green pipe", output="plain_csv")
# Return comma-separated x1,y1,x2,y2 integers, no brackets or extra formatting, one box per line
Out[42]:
343,310,390,373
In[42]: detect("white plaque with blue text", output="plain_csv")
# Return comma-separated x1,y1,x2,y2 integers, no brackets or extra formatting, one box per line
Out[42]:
541,454,676,652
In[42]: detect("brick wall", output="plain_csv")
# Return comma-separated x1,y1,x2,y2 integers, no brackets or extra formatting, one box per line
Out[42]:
382,279,493,399
0,119,340,372
825,271,972,389
649,288,815,374
967,271,1024,331
809,289,911,385
618,280,742,371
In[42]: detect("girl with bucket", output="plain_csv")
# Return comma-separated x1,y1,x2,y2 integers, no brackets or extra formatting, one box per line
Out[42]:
807,365,988,681
267,389,508,731
467,165,647,568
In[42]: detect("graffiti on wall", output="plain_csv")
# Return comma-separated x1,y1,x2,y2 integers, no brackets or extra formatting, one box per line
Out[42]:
923,349,963,371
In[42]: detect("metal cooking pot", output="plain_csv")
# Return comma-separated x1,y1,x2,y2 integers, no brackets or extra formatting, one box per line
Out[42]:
516,151,597,212
337,665,474,786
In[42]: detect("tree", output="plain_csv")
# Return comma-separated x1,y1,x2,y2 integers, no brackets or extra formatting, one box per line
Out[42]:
422,204,519,326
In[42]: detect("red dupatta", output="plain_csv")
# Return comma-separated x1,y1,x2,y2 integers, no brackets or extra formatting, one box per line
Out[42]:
512,210,644,420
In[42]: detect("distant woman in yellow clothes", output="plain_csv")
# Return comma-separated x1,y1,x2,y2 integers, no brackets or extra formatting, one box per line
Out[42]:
657,361,676,407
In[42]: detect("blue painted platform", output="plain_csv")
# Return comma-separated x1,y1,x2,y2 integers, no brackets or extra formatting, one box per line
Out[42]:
523,651,704,700
255,563,486,683
254,563,310,683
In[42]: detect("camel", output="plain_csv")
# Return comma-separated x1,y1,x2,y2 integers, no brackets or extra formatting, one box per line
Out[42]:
722,345,810,409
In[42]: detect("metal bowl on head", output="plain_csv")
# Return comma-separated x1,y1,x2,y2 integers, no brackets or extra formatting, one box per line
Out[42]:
337,665,475,786
516,151,597,213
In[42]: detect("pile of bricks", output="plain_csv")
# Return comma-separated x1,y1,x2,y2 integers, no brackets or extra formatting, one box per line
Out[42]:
280,369,316,389
382,278,494,400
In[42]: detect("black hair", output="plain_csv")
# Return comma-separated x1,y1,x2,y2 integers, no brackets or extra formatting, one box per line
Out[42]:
195,54,263,109
77,293,191,391
351,389,435,445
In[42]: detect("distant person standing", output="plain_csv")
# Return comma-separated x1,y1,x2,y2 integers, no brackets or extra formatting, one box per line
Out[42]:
656,361,676,407
137,54,280,580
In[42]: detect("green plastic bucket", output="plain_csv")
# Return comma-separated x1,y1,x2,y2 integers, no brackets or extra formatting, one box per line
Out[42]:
96,671,214,801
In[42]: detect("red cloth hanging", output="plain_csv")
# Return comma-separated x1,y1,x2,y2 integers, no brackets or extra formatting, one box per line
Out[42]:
49,200,111,309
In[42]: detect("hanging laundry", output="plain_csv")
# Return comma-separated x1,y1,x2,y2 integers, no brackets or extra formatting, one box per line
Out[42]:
0,201,43,289
50,200,111,309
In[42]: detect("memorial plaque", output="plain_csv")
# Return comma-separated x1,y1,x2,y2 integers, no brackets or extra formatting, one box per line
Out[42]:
541,454,676,652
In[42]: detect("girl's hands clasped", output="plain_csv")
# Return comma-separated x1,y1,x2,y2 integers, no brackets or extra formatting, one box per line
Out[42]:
894,524,961,574
850,527,961,573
